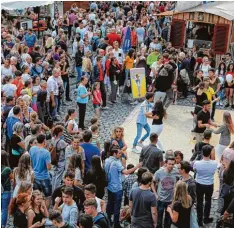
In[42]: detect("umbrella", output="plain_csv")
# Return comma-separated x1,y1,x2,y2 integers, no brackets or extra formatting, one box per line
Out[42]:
122,26,132,54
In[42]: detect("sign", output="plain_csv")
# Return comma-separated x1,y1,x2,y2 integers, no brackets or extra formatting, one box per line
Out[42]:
130,68,146,99
20,19,33,30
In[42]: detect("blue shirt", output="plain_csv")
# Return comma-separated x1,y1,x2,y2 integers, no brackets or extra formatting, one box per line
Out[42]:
136,100,152,125
80,143,100,173
193,159,217,185
6,116,21,139
104,156,124,192
29,146,51,180
25,33,37,47
77,85,89,104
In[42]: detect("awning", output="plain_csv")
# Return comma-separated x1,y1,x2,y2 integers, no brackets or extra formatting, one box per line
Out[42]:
175,1,234,21
1,1,54,10
157,11,174,16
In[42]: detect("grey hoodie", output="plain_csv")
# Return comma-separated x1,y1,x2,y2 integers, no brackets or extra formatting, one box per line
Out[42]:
180,175,197,205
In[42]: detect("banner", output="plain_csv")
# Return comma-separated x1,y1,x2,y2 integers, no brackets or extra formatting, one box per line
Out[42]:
122,26,131,53
130,68,146,99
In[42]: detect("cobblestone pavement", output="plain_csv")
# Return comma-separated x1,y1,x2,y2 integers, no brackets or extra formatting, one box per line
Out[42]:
6,80,224,228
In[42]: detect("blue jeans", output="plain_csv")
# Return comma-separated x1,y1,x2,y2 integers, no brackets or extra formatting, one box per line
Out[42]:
76,66,82,83
157,200,172,228
107,189,123,226
51,95,58,118
133,123,151,147
1,191,11,227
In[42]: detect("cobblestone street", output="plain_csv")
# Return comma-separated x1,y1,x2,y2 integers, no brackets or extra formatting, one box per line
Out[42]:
6,78,230,227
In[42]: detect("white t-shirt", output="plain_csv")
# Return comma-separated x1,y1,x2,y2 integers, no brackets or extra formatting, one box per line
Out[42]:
193,159,217,185
113,48,125,65
2,83,17,97
1,65,13,78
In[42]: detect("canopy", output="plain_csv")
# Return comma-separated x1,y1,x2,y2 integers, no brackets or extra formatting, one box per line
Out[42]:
175,1,234,21
1,1,54,10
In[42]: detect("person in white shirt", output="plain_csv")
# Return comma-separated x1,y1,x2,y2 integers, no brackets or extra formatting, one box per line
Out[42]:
193,144,217,226
1,59,13,80
47,68,60,121
113,41,125,66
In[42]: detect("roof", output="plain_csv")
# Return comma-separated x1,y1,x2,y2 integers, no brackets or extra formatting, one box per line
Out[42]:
1,1,54,10
175,1,234,21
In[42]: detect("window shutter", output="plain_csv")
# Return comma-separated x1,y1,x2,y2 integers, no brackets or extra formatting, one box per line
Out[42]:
170,19,186,48
212,24,230,54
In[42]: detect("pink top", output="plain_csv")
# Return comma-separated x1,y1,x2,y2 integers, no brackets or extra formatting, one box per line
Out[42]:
69,13,77,25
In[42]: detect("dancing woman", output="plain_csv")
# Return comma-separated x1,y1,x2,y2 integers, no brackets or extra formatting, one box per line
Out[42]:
151,100,167,151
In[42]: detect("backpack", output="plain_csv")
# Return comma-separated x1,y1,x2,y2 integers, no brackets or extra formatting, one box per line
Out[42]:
49,139,61,166
93,212,111,228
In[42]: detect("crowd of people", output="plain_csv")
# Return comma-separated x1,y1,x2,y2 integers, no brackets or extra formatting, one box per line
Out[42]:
1,1,234,228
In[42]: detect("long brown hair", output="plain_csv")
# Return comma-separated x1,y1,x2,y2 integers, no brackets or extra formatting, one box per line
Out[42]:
14,154,32,180
31,190,43,209
172,181,192,209
223,111,234,134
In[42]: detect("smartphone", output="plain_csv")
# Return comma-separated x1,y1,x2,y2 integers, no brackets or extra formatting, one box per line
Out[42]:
119,53,122,57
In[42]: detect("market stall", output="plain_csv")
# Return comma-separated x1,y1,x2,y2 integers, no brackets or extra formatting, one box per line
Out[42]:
162,1,234,61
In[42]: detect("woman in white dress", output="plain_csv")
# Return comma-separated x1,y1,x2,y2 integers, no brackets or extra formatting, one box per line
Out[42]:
13,153,34,198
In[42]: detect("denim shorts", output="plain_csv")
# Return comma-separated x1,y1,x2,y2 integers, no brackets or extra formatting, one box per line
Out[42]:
93,104,101,109
33,178,52,197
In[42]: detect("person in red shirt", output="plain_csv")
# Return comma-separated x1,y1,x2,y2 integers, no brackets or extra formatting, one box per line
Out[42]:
131,27,138,50
12,70,24,97
107,28,121,47
92,82,103,119
93,56,107,109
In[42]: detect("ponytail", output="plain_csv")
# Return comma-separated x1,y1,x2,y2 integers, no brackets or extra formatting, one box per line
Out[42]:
65,114,69,122
9,197,17,215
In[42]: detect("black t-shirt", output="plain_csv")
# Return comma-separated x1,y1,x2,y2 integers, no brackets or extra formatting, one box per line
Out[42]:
60,62,69,82
14,208,28,228
194,110,210,133
11,134,23,151
172,201,191,228
152,110,163,125
227,198,234,213
30,51,42,63
195,92,207,107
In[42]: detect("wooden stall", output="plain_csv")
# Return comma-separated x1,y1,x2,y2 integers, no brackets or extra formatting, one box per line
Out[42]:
63,1,89,12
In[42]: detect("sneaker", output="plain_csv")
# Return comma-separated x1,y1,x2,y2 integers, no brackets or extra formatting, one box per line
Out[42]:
131,100,139,105
220,101,223,106
66,98,72,102
232,105,234,109
102,106,109,110
132,148,140,154
225,103,230,108
204,217,213,224
137,142,144,148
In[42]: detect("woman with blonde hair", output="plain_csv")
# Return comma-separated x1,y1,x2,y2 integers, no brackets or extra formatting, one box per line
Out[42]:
211,111,234,160
45,36,54,52
167,181,192,228
27,190,49,228
111,127,128,167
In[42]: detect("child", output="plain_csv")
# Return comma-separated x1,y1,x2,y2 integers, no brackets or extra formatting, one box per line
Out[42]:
123,164,137,206
92,82,102,119
91,125,101,150
89,117,98,130
84,184,106,213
